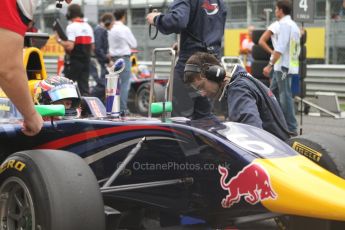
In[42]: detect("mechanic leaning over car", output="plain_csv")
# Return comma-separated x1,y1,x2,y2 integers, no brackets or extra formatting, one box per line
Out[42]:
184,52,292,141
146,0,227,120
0,0,72,136
56,3,94,96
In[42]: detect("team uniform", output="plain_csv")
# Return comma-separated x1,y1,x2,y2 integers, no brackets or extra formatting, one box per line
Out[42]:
222,65,290,141
90,25,109,102
64,18,94,96
154,0,227,119
0,0,38,36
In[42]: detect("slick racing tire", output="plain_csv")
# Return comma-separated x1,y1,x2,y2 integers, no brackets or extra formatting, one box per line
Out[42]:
0,150,105,230
284,133,345,230
127,86,138,114
252,45,271,60
135,82,165,116
251,60,269,79
252,29,273,47
288,133,345,178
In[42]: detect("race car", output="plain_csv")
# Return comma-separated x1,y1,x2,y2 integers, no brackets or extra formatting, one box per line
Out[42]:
0,33,345,230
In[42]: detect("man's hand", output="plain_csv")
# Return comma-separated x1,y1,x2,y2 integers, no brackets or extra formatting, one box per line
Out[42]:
146,12,161,25
107,60,114,68
54,33,61,43
263,65,272,78
22,111,43,136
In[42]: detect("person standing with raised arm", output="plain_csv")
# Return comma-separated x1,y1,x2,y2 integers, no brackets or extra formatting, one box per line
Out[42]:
146,0,227,120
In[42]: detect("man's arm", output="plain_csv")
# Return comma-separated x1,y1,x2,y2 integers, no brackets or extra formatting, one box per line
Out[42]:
0,29,43,136
57,38,74,53
263,50,282,77
56,24,75,52
126,27,137,48
263,23,290,77
146,0,191,34
258,30,274,54
227,83,263,129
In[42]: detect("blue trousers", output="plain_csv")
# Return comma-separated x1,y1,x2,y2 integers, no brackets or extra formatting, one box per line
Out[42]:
271,71,298,133
112,56,131,112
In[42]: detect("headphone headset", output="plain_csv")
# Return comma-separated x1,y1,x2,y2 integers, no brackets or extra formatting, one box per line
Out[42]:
184,63,226,82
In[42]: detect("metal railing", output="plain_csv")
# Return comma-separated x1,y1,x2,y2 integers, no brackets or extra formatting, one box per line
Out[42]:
305,65,345,98
44,58,59,75
44,58,345,99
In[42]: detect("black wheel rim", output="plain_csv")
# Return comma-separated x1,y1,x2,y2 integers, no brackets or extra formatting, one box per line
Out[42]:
0,177,35,230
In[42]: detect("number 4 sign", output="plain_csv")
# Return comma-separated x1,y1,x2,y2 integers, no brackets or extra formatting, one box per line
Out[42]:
293,0,314,23
299,0,308,11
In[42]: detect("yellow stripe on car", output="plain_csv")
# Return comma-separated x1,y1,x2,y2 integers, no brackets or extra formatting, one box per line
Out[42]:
257,155,345,221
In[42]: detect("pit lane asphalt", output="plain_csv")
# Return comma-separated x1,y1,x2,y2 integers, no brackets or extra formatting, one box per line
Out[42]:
296,114,345,137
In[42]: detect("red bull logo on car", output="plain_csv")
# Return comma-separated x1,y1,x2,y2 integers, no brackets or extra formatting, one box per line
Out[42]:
218,163,277,208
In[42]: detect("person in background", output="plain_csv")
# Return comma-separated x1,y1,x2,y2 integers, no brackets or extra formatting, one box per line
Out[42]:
90,13,115,103
262,0,300,135
239,25,255,74
57,3,94,96
108,9,137,115
259,20,280,88
146,0,227,120
184,52,291,141
340,0,345,17
0,0,72,136
332,0,345,19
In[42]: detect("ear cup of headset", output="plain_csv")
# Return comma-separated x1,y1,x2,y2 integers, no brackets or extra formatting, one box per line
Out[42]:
184,64,226,83
203,65,226,82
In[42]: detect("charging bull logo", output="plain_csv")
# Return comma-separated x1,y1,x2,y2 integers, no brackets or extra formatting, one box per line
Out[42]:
218,163,277,208
201,0,219,15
